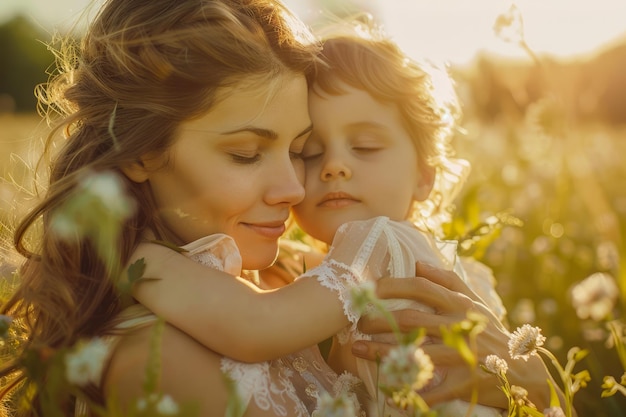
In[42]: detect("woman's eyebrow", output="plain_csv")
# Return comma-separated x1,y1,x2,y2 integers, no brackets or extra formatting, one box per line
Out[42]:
223,124,313,140
222,127,278,139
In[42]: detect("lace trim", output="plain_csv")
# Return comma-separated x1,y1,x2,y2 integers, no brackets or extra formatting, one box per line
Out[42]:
350,217,386,274
221,358,309,417
307,259,363,330
384,226,405,277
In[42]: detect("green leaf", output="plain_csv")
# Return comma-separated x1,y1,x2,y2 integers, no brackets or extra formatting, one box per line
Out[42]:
547,378,560,408
143,317,165,394
127,258,146,285
223,373,246,417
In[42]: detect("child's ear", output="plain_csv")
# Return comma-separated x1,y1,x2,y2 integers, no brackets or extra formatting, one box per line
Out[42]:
413,164,436,201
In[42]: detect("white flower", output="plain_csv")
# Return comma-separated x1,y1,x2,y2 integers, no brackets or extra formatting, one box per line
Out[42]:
350,280,377,316
571,272,618,321
65,338,110,386
81,171,134,219
484,354,508,376
51,213,78,239
510,385,533,407
380,343,434,391
596,241,620,271
136,397,147,412
543,406,566,417
156,394,180,415
508,324,546,361
333,372,363,397
135,393,179,415
312,391,357,417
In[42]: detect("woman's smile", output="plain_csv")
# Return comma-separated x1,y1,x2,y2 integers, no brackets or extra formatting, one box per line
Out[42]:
242,220,287,239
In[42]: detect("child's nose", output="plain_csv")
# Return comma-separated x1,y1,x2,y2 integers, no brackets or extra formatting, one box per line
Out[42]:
321,160,352,181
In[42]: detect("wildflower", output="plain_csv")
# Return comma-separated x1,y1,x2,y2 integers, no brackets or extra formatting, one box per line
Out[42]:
380,343,434,391
571,272,618,321
493,3,525,44
312,391,357,417
80,171,135,219
136,394,157,412
65,338,109,386
596,240,620,272
509,385,535,408
600,375,626,397
484,354,508,376
543,406,566,417
51,170,135,242
508,324,546,361
350,280,377,316
156,394,180,415
333,372,363,398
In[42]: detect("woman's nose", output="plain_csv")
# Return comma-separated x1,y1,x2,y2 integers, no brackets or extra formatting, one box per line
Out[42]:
266,157,305,206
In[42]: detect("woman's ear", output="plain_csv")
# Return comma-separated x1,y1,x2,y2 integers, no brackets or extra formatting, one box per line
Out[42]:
413,163,436,201
121,160,150,183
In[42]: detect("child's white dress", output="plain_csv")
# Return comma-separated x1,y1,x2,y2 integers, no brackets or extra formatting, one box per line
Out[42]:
298,216,507,417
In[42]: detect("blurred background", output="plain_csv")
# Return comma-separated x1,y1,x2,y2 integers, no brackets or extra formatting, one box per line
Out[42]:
1,0,625,415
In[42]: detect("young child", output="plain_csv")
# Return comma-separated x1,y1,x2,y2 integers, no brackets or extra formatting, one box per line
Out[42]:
290,26,508,417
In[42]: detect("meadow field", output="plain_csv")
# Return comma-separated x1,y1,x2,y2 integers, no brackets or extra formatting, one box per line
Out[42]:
1,43,625,417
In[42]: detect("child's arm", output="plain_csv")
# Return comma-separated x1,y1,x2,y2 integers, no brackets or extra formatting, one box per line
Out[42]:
129,242,349,363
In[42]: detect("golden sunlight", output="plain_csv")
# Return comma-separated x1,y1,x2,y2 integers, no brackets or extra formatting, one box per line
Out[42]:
288,0,626,65
376,0,626,64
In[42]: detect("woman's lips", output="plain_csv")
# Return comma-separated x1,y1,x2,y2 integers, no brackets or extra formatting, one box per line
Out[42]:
243,221,286,239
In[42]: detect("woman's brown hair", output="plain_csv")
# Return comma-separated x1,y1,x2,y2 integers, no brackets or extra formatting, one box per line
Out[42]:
0,0,319,413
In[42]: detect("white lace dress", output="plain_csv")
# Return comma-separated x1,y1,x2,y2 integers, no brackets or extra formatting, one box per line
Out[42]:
79,234,364,417
298,216,507,417
182,234,364,417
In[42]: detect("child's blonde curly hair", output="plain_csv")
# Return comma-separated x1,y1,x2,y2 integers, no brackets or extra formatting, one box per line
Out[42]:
310,18,470,234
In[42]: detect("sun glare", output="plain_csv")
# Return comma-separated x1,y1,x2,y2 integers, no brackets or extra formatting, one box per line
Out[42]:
375,0,626,64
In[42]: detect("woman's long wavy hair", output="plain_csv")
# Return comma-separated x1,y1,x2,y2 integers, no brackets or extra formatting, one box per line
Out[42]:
311,21,470,233
0,0,319,413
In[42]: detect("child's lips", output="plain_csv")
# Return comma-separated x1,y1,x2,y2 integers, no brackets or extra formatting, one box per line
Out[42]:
317,192,360,208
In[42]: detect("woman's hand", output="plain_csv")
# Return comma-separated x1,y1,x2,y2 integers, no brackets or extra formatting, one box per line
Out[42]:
351,262,563,413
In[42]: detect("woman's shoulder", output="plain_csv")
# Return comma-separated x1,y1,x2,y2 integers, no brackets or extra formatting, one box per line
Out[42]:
104,322,230,414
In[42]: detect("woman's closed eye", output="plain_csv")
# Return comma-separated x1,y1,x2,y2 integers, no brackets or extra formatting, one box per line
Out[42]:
230,153,261,164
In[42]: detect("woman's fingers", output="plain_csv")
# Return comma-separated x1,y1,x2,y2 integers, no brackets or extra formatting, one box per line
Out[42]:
351,339,392,361
359,308,445,335
375,276,476,315
414,261,468,293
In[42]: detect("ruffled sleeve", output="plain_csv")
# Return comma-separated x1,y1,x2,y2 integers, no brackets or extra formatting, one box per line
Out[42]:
181,234,242,276
298,217,454,342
